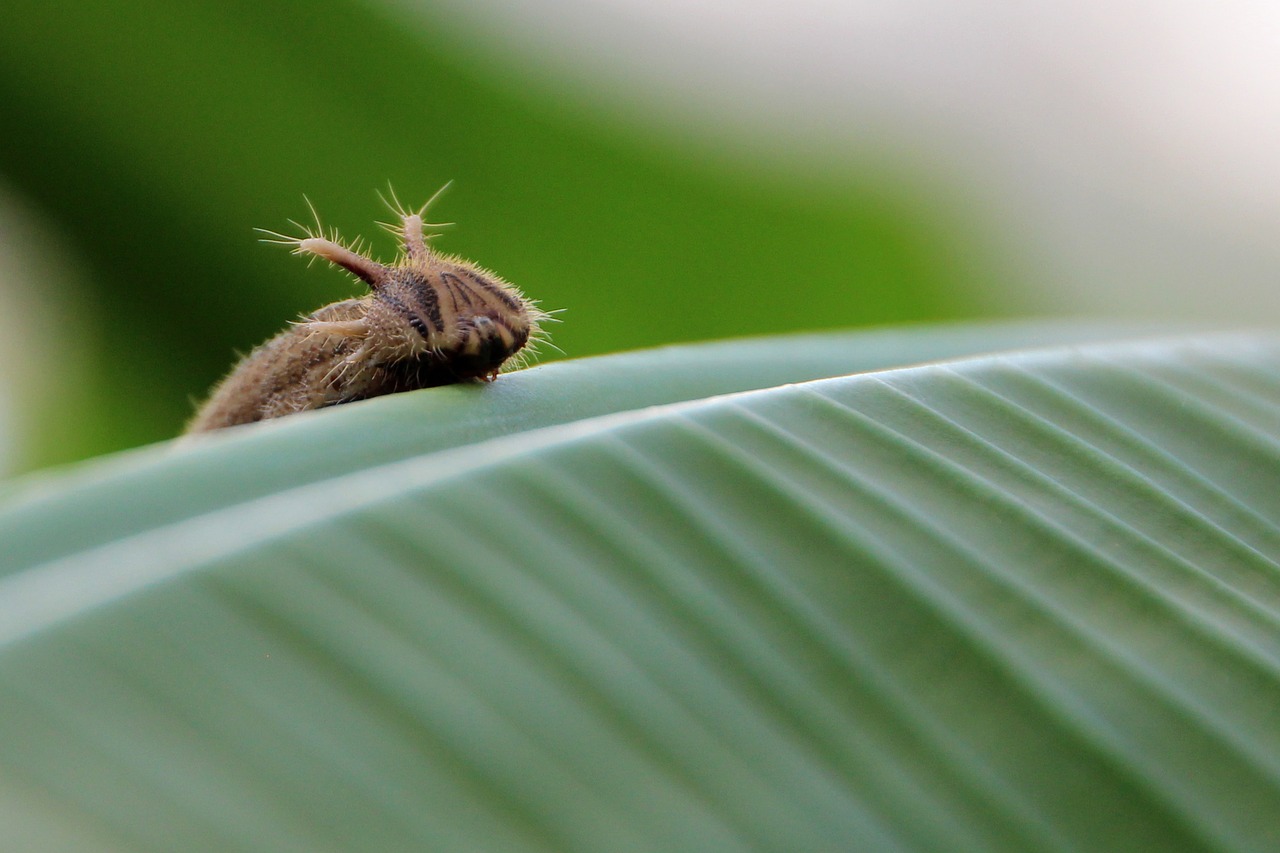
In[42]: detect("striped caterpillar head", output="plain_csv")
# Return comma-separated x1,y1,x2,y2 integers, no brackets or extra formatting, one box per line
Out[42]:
368,251,535,379
271,192,542,381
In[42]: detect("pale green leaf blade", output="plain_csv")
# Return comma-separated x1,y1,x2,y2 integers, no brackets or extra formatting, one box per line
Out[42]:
0,331,1276,851
0,322,1138,573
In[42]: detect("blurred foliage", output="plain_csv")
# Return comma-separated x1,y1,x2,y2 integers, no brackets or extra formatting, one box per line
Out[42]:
0,0,1009,474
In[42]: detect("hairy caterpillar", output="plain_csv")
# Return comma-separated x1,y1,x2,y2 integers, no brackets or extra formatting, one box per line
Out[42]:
186,188,550,434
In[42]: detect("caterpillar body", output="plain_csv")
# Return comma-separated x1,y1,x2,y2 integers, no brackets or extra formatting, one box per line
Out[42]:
186,192,548,434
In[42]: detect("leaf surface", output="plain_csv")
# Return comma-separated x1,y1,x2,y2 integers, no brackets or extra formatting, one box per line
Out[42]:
0,322,1132,571
0,329,1276,851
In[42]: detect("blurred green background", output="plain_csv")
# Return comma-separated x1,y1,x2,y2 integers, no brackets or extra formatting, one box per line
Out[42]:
0,0,1012,477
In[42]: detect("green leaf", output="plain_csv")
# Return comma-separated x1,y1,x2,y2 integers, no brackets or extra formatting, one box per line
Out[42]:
0,322,1130,572
0,328,1276,851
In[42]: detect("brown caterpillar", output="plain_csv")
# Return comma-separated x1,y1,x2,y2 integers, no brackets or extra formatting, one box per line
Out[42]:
186,188,550,434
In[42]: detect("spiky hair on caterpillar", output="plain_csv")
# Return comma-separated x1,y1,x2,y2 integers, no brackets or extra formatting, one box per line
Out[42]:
185,186,554,434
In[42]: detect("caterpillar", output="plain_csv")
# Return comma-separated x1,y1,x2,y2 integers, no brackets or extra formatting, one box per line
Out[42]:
186,188,550,434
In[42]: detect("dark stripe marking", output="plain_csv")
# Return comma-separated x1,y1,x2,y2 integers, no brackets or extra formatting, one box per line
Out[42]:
406,315,432,341
418,284,444,332
440,272,476,309
436,272,462,316
461,269,522,311
381,290,440,339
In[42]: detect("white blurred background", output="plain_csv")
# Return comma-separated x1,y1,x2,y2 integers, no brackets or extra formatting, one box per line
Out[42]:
414,0,1280,317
